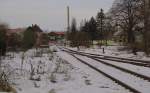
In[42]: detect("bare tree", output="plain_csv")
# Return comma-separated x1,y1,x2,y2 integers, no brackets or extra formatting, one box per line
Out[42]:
111,0,142,44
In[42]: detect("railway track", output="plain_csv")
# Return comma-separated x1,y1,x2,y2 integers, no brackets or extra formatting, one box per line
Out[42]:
60,47,150,93
62,47,150,67
62,48,150,81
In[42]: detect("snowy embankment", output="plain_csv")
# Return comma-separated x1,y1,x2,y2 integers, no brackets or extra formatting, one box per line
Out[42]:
0,46,130,93
68,46,150,61
99,58,150,77
74,54,150,93
1,48,73,93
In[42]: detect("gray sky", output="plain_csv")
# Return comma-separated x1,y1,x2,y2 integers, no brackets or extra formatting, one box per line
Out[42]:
0,0,114,31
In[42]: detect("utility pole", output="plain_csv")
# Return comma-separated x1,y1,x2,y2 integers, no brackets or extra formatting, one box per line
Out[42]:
65,6,70,46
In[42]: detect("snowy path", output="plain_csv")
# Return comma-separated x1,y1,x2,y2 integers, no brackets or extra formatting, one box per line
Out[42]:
74,54,150,93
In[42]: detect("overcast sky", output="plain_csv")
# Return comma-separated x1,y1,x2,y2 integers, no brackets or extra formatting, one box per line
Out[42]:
0,0,114,31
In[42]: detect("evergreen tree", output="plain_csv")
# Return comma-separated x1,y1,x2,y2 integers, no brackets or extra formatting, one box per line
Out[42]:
22,26,37,50
32,24,43,32
80,20,89,33
88,17,98,41
68,18,78,47
96,9,105,40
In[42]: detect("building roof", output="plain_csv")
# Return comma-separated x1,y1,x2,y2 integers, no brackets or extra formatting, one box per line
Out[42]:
6,28,25,35
54,32,65,35
8,28,24,32
49,32,65,36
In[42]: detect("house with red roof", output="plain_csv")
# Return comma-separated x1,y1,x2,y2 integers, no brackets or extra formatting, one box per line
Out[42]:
48,31,65,45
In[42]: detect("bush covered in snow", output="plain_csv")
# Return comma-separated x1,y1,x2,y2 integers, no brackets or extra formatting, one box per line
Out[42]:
0,47,75,93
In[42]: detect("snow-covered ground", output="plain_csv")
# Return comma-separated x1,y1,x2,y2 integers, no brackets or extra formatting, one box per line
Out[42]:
57,51,131,93
67,46,150,61
0,45,150,93
74,55,150,93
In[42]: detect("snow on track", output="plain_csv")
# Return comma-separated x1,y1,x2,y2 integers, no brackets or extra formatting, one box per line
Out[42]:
57,51,131,93
99,59,150,77
75,55,150,93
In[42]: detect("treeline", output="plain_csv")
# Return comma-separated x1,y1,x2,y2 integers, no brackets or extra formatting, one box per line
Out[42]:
110,0,150,54
67,9,114,47
0,24,49,56
67,0,150,55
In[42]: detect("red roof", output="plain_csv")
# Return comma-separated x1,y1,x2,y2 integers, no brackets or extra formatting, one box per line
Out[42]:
49,32,65,35
55,32,65,35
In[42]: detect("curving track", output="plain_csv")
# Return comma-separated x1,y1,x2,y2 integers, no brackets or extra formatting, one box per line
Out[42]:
62,47,150,67
60,47,150,93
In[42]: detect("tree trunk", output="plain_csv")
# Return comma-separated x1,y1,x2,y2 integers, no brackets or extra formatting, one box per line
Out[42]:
144,0,150,54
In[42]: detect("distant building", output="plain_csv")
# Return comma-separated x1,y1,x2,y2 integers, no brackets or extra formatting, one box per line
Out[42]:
6,28,25,36
113,30,127,44
48,32,65,45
